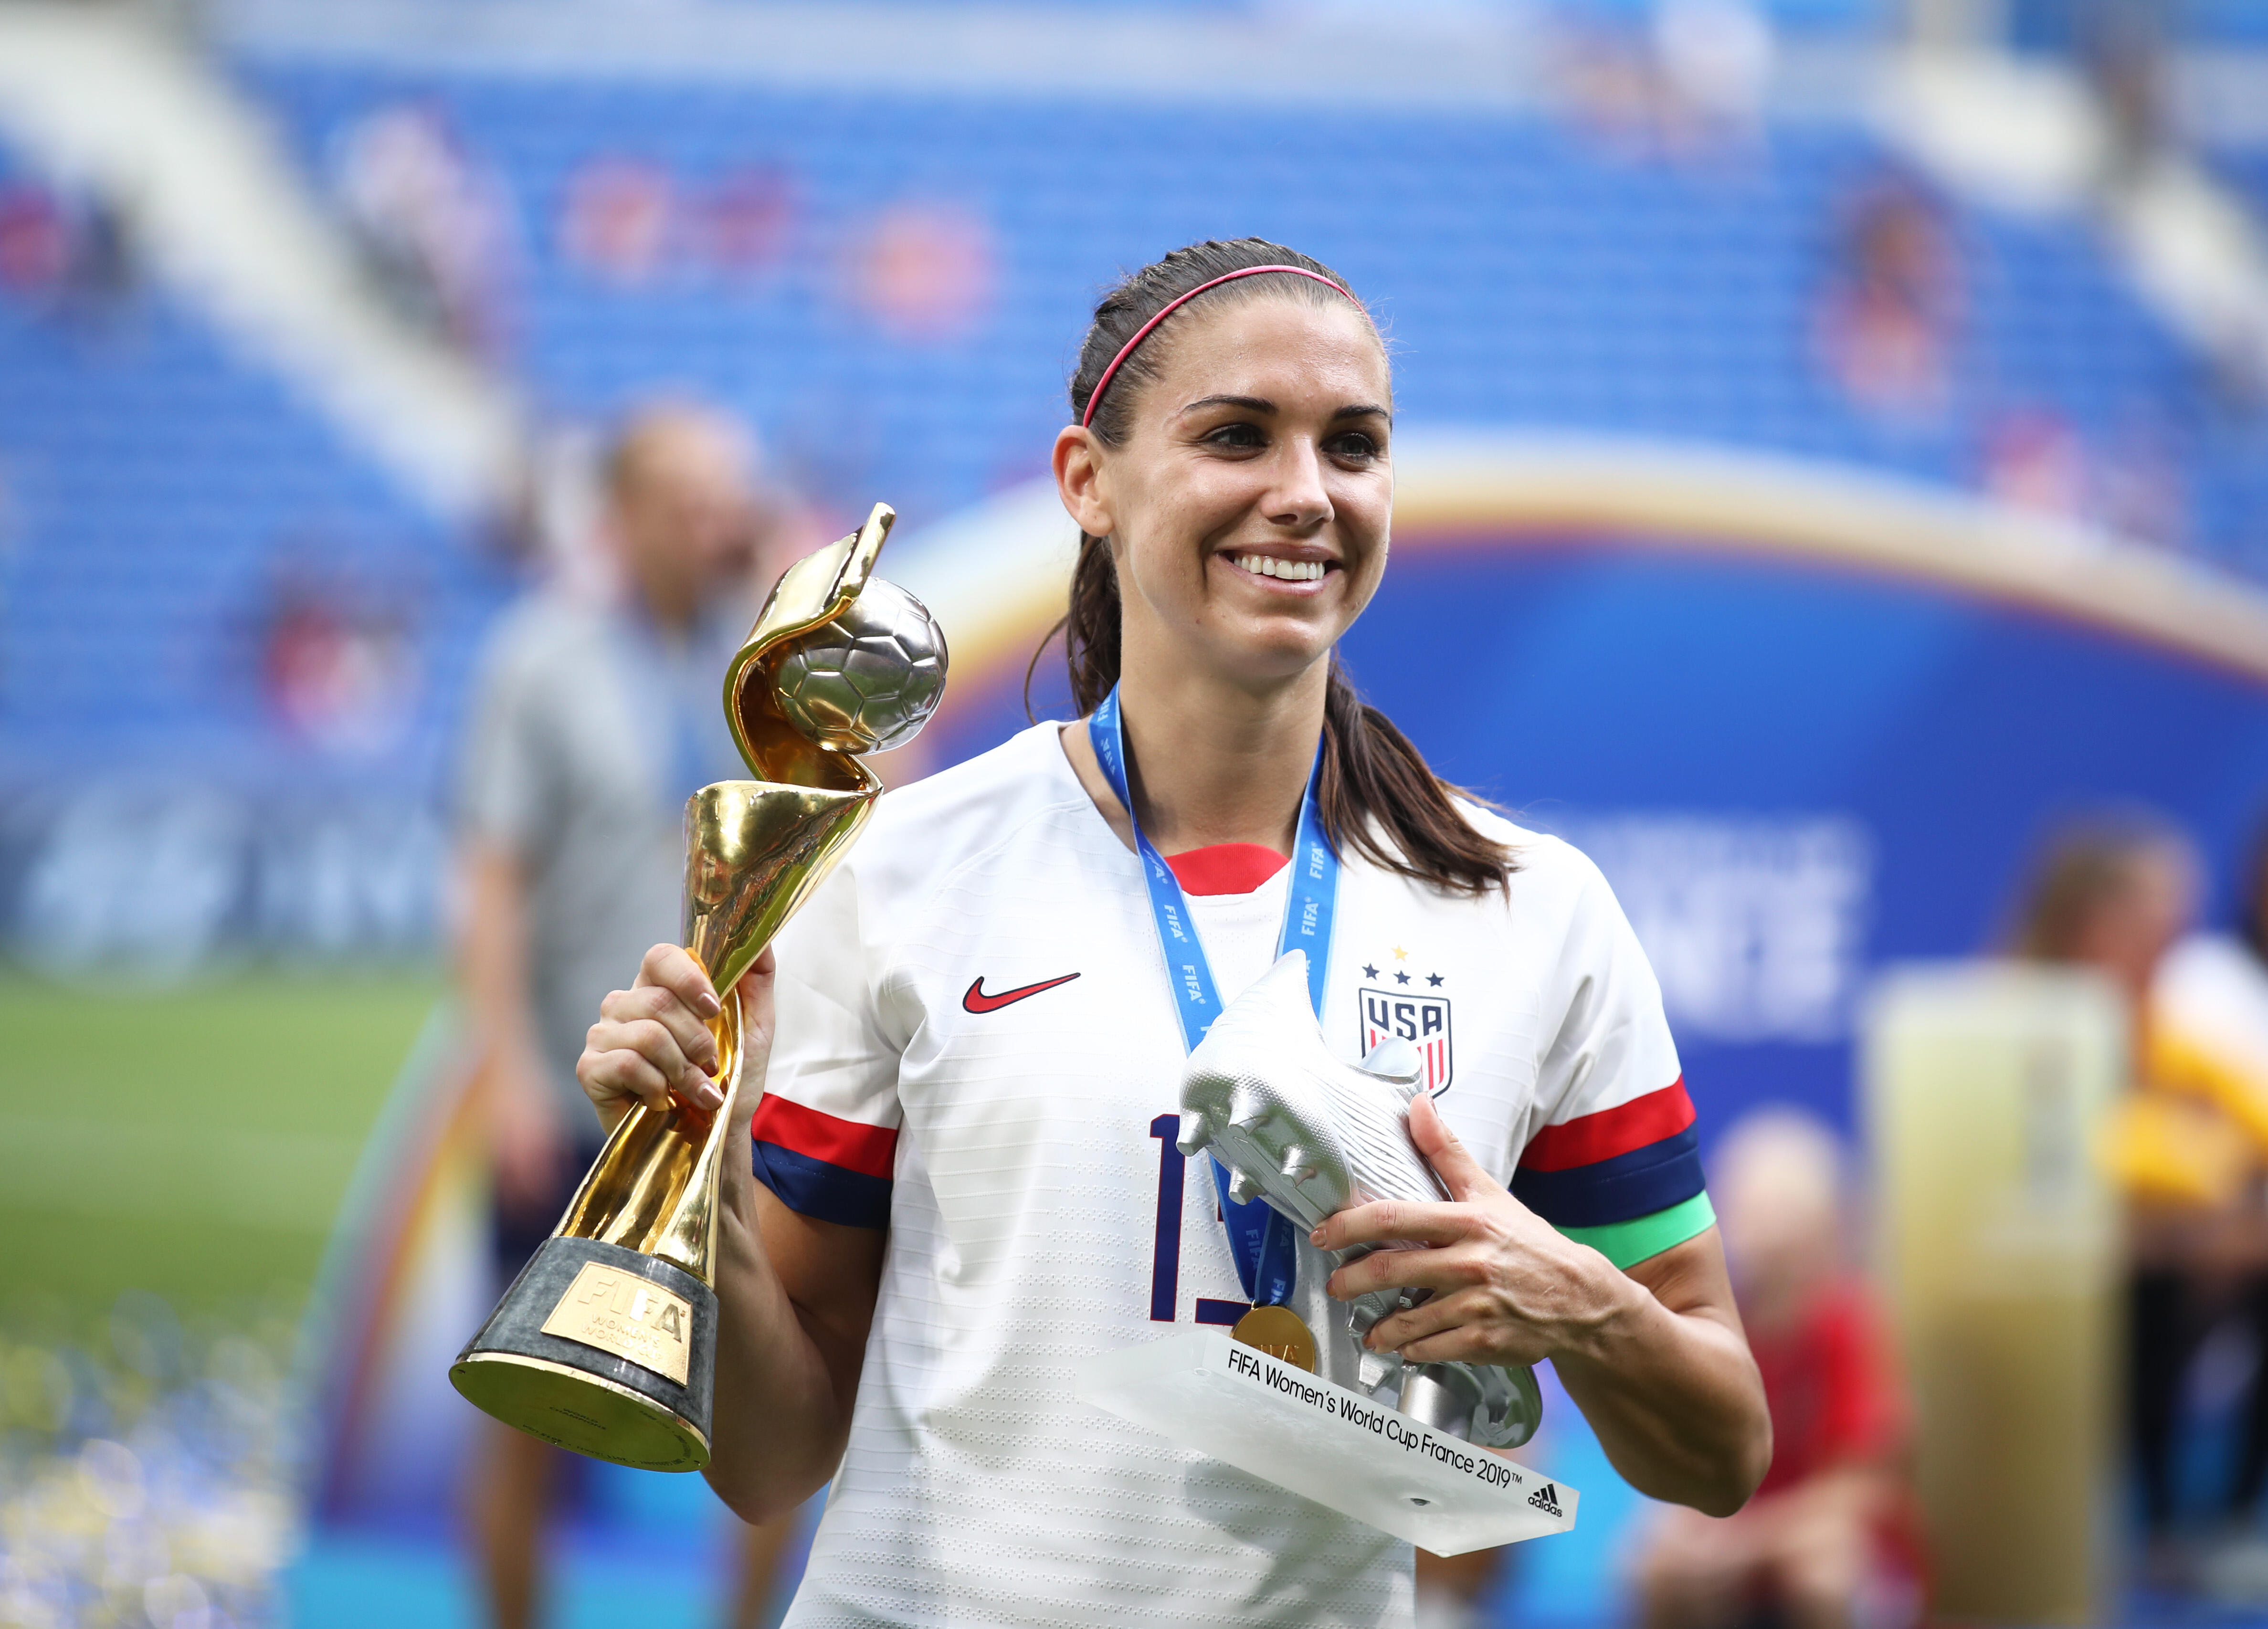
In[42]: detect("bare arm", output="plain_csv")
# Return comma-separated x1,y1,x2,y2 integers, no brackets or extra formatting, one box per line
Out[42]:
579,943,883,1522
456,836,569,1204
1550,1227,1767,1515
1314,1096,1771,1516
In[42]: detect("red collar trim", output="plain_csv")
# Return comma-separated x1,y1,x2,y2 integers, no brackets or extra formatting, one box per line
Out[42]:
1164,842,1289,897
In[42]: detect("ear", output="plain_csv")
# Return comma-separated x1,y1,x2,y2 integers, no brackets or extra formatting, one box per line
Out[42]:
1053,425,1115,540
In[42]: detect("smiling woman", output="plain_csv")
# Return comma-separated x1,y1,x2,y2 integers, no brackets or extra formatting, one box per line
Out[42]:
575,237,1771,1628
1047,240,1513,898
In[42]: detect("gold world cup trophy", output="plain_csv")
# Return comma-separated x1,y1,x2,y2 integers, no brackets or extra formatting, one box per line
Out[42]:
450,504,947,1471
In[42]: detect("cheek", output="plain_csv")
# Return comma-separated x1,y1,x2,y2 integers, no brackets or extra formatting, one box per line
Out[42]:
1121,472,1240,585
1115,497,1208,610
1340,493,1394,592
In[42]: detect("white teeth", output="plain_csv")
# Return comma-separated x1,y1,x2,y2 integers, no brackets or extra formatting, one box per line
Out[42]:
1232,554,1325,582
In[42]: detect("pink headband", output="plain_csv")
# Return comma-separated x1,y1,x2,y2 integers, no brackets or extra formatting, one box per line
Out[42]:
1079,264,1356,430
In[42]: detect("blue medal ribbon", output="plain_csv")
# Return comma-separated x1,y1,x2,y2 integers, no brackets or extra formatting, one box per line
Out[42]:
1089,685,1340,1309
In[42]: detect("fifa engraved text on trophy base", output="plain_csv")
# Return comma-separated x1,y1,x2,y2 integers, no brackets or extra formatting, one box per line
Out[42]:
539,1262,696,1387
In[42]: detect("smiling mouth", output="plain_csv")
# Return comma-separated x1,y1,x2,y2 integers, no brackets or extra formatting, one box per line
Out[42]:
1225,553,1331,583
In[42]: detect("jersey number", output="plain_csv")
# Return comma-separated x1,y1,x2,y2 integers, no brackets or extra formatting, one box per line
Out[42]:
1147,1114,1249,1327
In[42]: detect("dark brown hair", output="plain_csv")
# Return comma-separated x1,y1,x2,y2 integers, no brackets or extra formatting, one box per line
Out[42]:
1033,237,1513,897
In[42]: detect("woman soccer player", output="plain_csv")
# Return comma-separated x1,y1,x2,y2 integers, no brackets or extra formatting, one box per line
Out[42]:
578,238,1772,1626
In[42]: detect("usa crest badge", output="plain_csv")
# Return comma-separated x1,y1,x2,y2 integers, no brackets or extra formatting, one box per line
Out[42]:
1358,985,1454,1095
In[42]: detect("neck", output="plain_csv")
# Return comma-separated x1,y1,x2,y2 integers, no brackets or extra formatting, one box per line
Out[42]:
1073,658,1327,857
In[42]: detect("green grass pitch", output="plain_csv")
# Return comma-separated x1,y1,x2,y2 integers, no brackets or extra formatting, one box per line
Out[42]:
0,972,441,1335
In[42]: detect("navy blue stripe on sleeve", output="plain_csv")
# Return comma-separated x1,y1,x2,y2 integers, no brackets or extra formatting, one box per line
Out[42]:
752,1140,893,1230
1510,1125,1706,1230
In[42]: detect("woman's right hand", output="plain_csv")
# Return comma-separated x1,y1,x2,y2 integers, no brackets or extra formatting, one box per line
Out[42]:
579,943,730,1131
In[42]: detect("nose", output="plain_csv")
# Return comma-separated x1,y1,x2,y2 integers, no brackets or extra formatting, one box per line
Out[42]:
1265,438,1334,533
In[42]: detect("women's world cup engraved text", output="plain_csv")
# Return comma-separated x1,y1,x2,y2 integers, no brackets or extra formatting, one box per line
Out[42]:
540,1264,695,1386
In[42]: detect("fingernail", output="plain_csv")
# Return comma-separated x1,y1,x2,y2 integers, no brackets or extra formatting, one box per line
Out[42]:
698,1082,724,1109
697,991,722,1018
1309,1228,1325,1245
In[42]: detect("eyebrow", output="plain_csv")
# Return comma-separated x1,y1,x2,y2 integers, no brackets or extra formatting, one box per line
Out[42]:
1179,395,1394,422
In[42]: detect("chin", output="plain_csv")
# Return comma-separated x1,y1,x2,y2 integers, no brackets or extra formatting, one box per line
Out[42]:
1207,627,1337,689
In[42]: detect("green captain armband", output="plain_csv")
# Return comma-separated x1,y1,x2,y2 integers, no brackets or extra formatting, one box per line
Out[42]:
1555,1190,1717,1271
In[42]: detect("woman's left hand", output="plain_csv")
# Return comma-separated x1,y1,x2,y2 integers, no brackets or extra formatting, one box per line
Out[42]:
1311,1093,1633,1368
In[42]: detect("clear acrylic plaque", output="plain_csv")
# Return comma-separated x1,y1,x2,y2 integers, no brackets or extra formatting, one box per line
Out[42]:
1074,1331,1577,1556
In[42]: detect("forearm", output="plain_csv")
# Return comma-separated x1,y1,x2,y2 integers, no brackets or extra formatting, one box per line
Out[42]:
457,840,545,1069
703,1191,874,1521
1552,1253,1770,1515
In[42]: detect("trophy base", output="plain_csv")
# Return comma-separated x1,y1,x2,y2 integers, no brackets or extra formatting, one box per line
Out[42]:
1075,1331,1577,1555
450,1237,716,1472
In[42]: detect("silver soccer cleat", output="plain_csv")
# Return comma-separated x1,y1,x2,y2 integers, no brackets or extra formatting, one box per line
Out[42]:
1179,952,1541,1450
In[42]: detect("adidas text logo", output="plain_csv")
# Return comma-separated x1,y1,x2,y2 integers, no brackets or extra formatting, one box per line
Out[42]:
1526,1482,1562,1517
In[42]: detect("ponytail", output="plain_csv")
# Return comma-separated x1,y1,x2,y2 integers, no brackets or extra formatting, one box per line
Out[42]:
1028,239,1515,898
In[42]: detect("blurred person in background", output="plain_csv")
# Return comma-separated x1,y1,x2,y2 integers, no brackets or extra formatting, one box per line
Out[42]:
456,400,806,1629
2153,811,2268,1589
1630,1107,1920,1629
2008,816,2268,1572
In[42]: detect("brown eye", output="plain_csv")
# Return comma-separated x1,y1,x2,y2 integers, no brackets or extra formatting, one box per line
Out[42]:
1204,423,1266,449
1328,432,1380,460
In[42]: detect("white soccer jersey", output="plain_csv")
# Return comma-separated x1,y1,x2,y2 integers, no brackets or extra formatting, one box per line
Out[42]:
752,723,1702,1629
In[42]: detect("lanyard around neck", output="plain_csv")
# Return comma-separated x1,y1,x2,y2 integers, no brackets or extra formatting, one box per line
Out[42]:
1087,684,1340,1307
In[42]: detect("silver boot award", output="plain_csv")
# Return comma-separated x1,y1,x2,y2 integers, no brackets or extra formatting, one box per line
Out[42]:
1071,692,1576,1555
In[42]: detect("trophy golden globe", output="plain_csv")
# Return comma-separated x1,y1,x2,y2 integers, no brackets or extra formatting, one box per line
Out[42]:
450,503,946,1471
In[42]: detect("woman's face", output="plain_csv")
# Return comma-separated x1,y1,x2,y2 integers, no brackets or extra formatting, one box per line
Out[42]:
1056,294,1394,692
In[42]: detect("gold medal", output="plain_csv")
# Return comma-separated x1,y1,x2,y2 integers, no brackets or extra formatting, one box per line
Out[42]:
1231,1305,1318,1374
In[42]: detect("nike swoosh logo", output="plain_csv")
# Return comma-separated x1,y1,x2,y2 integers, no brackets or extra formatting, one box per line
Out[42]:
963,972,1082,1014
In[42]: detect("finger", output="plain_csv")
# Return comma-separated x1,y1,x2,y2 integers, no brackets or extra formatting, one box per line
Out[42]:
606,982,721,1074
577,1043,675,1116
1408,1093,1503,1205
1313,1197,1473,1255
1364,1283,1487,1351
732,944,778,997
1395,1321,1536,1368
637,942,722,1019
717,949,778,1219
1326,1240,1486,1304
731,946,780,1052
585,1013,693,1083
586,1016,722,1112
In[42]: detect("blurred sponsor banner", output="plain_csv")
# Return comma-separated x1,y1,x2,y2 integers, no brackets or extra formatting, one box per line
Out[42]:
2,786,444,977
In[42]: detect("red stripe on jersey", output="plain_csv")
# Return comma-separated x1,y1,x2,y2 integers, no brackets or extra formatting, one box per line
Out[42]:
1519,1079,1695,1172
1164,843,1288,897
751,1094,898,1180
